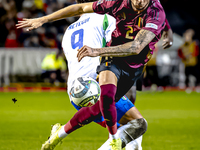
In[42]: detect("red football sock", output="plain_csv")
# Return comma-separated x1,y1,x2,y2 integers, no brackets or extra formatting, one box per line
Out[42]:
64,101,101,134
99,84,117,135
64,121,73,134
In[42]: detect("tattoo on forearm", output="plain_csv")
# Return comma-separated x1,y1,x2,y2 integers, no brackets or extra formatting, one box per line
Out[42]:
94,29,156,57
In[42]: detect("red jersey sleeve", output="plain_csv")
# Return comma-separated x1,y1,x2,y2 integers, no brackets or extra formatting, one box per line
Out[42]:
92,0,116,15
142,2,166,36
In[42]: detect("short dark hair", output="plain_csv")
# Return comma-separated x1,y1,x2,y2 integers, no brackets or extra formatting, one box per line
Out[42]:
76,0,97,4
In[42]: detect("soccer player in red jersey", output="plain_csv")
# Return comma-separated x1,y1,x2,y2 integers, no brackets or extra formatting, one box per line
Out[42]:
17,0,172,149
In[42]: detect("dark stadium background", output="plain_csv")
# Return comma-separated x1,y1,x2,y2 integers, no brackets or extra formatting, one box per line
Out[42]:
162,0,200,40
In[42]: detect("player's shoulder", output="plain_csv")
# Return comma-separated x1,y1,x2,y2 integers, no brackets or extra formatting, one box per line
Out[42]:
146,0,166,20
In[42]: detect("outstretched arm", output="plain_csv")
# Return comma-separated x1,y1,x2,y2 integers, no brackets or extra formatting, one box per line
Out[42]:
77,29,155,61
16,2,94,31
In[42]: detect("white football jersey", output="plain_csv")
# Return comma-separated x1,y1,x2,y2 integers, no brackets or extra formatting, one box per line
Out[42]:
62,13,116,94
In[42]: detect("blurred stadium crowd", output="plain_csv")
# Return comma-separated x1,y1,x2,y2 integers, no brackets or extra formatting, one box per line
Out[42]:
0,0,77,48
0,0,200,90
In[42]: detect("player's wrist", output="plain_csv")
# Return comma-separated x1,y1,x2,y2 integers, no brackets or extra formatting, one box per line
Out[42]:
41,16,49,24
92,48,102,56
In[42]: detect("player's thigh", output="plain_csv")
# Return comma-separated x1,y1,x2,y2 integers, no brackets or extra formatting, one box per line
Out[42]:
115,96,142,125
125,85,136,100
97,57,120,87
118,107,143,125
99,70,118,86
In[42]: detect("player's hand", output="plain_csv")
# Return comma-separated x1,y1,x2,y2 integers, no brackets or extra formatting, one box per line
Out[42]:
77,45,99,62
16,17,47,31
162,29,173,49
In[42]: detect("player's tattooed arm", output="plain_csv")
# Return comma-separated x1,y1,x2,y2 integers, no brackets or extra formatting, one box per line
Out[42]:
77,29,156,61
98,29,156,57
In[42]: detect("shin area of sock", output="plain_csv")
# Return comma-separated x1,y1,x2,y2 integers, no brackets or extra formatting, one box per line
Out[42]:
65,101,101,134
100,84,117,134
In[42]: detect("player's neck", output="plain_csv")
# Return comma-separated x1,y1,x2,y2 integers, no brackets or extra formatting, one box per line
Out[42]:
131,0,150,14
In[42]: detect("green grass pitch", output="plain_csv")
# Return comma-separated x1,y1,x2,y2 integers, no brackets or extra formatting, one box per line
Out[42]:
0,91,200,150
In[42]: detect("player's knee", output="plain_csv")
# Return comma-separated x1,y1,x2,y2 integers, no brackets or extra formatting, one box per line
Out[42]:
125,118,148,139
134,118,147,134
120,118,147,148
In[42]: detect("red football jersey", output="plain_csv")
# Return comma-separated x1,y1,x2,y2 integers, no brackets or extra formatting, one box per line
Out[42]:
93,0,166,68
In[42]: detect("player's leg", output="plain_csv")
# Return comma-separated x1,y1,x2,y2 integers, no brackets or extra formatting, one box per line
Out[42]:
118,106,143,125
41,101,102,150
98,65,147,150
98,70,122,150
115,69,146,149
99,118,147,150
97,57,128,150
117,109,146,149
98,70,118,135
125,74,144,149
125,136,143,150
123,79,144,150
98,98,147,150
